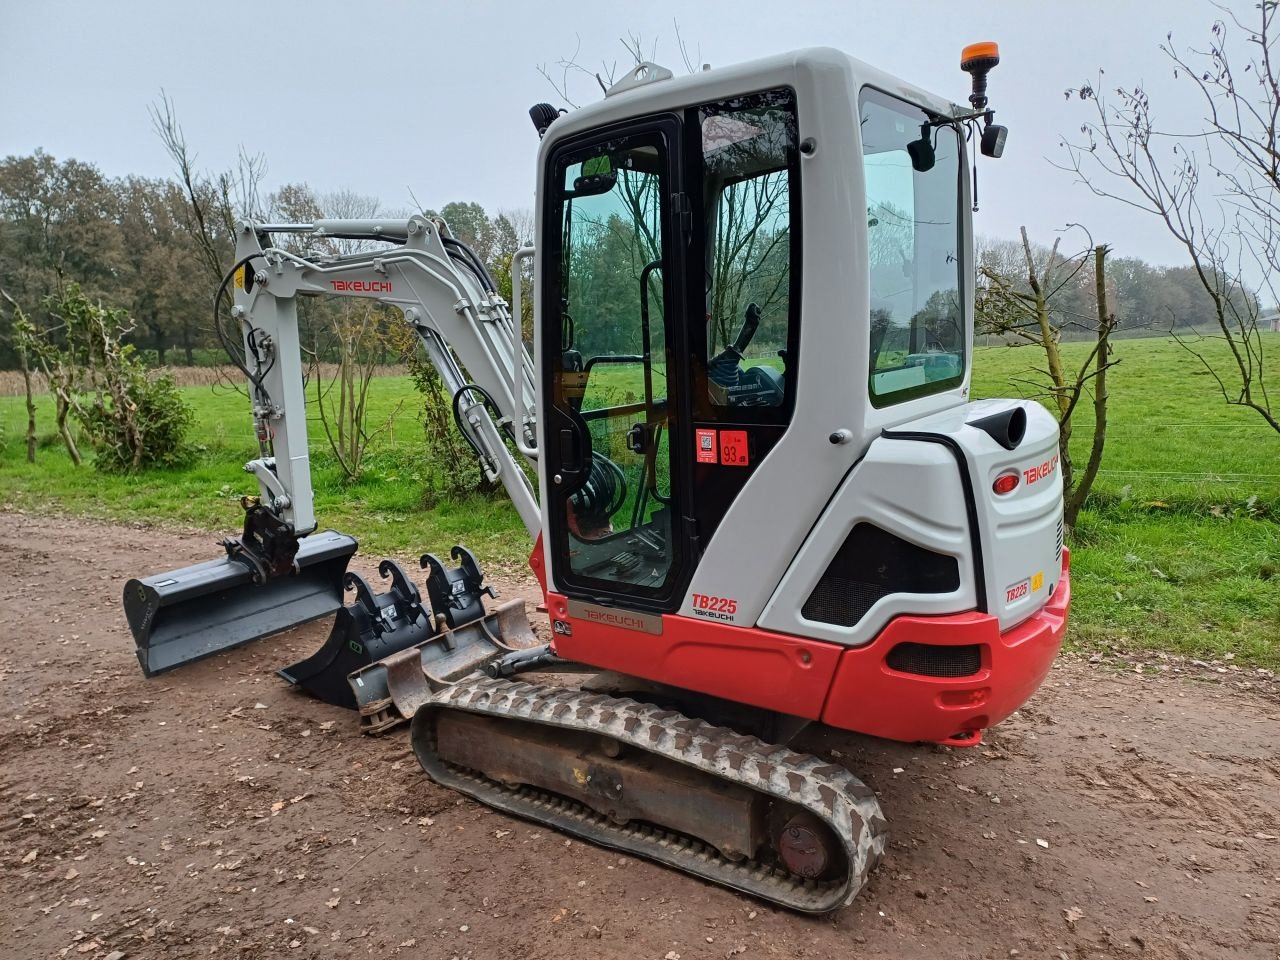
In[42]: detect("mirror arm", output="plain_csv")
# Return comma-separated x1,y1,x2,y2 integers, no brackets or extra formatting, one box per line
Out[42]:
924,108,994,132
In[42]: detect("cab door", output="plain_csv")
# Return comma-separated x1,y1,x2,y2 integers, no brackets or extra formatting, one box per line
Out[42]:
540,117,692,610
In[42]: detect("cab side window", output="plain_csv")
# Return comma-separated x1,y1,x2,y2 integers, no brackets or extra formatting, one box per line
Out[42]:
861,87,965,406
698,89,800,415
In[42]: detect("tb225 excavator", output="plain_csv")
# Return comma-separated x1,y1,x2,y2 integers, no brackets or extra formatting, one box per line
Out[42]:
123,44,1070,912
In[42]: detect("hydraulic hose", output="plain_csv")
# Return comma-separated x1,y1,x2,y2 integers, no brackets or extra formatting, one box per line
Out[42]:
451,383,507,467
441,237,498,294
214,253,268,390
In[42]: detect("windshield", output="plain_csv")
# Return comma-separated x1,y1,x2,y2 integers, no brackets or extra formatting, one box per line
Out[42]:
860,87,965,406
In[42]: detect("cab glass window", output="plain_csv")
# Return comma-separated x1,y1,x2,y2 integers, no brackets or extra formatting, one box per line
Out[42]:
861,87,965,406
699,89,800,413
546,131,679,595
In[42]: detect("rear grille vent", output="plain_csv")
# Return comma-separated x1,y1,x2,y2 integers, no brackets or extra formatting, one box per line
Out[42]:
801,524,961,628
887,642,982,678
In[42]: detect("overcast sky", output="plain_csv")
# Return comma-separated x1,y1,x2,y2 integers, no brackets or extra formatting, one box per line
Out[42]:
1,0,1235,265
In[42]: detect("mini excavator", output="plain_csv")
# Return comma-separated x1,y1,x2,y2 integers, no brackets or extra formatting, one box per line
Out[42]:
123,44,1069,912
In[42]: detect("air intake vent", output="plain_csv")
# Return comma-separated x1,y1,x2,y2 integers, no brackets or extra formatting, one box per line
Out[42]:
801,524,960,627
887,642,982,678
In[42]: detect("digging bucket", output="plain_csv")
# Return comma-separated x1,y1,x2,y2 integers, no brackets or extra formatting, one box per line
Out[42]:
348,598,537,735
123,529,357,677
278,560,438,709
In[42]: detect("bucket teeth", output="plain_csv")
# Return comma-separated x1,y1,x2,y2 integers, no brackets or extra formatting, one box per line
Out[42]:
279,553,443,708
275,543,526,718
346,598,535,732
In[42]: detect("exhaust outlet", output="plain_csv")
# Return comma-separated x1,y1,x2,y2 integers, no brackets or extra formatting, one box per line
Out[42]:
967,406,1026,451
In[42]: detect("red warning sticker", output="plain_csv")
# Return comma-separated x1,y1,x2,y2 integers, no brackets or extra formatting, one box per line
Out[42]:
719,430,749,466
695,428,718,464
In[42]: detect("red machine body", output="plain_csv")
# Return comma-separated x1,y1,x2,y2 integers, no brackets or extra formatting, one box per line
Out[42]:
542,550,1070,746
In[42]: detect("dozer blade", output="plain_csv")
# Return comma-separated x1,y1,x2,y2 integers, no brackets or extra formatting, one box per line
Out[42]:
348,598,536,734
411,677,887,913
123,529,357,677
278,560,437,710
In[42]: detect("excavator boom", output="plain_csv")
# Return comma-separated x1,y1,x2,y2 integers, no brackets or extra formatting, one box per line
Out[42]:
123,213,542,676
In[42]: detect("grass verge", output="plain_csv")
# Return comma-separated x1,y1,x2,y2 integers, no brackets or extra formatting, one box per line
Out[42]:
1,335,1276,666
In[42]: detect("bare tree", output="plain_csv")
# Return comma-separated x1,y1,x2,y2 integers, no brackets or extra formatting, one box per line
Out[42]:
150,91,270,396
150,91,267,294
538,21,702,107
1060,4,1278,434
310,301,403,481
274,183,404,480
0,290,39,462
707,172,790,352
977,227,1119,528
497,207,534,243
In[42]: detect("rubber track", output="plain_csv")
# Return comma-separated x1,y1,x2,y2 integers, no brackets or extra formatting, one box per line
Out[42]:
410,676,887,913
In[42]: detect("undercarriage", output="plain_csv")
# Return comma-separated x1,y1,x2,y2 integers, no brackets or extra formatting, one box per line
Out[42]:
413,675,886,912
154,539,885,911
272,555,889,911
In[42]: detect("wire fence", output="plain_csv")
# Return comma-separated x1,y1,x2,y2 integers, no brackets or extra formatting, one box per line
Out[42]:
2,371,1277,500
181,410,429,452
0,364,407,397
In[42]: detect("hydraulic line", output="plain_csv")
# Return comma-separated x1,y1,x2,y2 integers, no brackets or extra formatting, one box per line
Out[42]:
214,253,280,457
442,237,498,293
213,253,268,391
451,383,507,467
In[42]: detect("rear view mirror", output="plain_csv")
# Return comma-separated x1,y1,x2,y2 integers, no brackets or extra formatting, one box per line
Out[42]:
907,124,935,172
981,123,1008,158
570,155,617,197
908,136,935,172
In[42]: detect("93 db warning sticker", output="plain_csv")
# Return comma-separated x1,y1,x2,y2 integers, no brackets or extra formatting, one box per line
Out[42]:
695,428,718,464
719,430,749,466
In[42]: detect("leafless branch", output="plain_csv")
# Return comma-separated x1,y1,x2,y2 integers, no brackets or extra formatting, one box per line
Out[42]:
1059,6,1279,435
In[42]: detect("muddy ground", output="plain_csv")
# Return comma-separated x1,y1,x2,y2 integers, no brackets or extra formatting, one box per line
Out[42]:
1,511,1277,960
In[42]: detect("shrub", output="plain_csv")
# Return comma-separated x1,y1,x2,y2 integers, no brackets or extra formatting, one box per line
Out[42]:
79,364,194,471
391,324,497,506
46,286,195,471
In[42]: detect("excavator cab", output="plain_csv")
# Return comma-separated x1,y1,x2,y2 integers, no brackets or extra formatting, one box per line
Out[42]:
550,118,791,552
538,85,803,611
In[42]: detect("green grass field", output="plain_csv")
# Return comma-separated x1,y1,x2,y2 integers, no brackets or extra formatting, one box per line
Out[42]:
1,334,1276,665
974,334,1279,667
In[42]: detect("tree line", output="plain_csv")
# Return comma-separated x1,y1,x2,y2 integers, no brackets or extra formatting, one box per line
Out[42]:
2,144,1266,377
0,142,535,483
978,234,1259,342
0,148,530,370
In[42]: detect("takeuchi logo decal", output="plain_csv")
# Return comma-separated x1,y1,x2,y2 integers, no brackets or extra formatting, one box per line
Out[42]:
331,280,392,293
1023,454,1058,485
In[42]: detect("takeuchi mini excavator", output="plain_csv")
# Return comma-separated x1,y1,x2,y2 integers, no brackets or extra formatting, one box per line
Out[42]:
122,44,1069,912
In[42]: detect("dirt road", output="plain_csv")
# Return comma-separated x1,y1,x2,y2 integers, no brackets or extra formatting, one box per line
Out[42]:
1,511,1277,960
